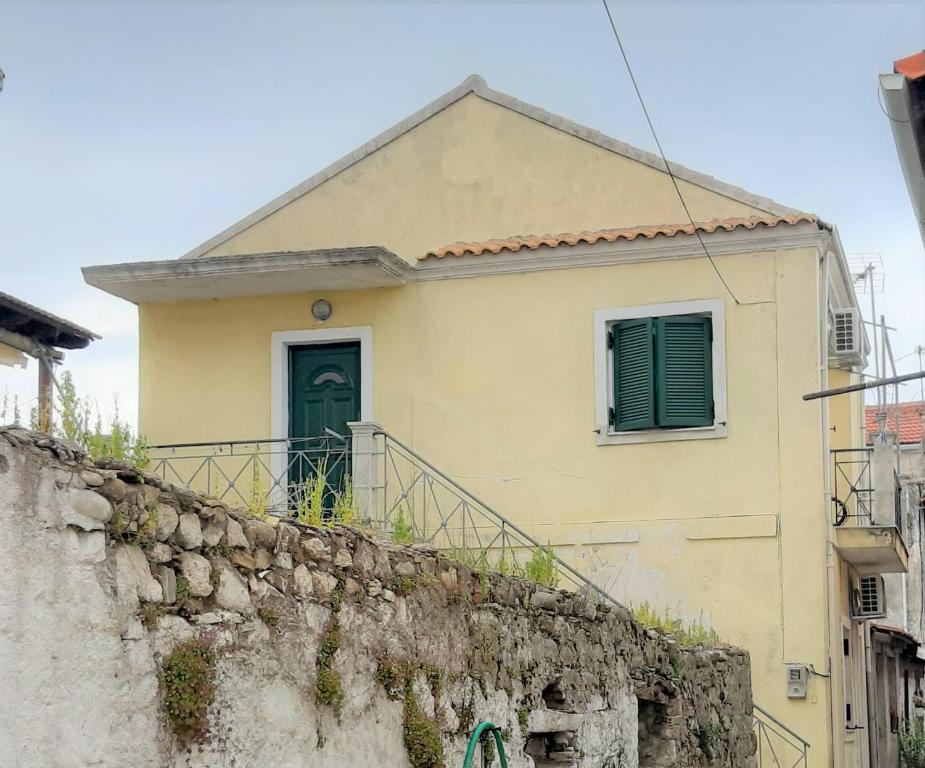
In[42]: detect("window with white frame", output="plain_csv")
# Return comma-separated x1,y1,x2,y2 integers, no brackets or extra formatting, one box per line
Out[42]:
593,300,727,445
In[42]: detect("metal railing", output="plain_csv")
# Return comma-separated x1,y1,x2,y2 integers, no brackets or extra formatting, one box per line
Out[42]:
148,433,350,515
832,448,874,526
753,705,809,768
369,430,608,597
831,447,903,530
150,426,813,765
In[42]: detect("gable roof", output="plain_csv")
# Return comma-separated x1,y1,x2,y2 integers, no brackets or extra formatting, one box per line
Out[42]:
181,75,801,261
424,213,819,260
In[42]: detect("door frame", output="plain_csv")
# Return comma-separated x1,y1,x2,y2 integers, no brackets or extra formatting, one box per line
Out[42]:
270,326,373,493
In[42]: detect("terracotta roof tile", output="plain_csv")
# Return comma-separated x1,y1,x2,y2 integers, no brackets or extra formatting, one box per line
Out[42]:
423,213,819,260
896,51,925,81
865,402,925,445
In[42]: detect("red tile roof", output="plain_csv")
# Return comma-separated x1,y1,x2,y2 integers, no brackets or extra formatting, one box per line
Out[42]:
423,213,819,260
865,402,925,445
896,51,925,81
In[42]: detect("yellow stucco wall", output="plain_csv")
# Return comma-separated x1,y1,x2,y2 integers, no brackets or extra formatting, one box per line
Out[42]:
140,245,840,765
200,94,764,263
136,91,858,766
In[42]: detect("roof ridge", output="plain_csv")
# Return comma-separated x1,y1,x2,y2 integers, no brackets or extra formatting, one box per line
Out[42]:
423,213,818,260
179,76,802,261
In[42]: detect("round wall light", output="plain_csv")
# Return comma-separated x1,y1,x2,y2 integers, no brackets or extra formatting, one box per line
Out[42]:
311,298,333,322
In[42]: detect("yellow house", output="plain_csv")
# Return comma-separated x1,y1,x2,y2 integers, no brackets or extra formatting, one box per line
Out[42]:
84,76,908,768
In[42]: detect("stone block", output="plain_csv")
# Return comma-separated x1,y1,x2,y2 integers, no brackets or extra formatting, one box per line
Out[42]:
61,488,113,531
173,513,203,549
154,505,179,541
214,562,254,614
202,522,225,548
157,565,177,604
225,517,249,549
292,564,313,598
178,551,212,597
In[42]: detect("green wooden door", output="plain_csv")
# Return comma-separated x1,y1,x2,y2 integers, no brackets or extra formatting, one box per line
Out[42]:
288,342,360,498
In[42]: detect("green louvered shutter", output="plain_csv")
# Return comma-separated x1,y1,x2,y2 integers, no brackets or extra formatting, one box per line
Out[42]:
612,318,656,431
655,316,713,428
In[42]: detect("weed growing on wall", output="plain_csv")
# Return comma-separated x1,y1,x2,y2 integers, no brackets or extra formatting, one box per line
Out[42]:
246,456,269,520
330,476,357,526
175,575,191,603
900,720,925,768
631,602,720,647
524,543,559,588
161,639,216,746
448,543,559,590
402,680,445,768
315,615,344,717
374,657,446,767
294,459,327,527
392,509,414,544
37,371,150,468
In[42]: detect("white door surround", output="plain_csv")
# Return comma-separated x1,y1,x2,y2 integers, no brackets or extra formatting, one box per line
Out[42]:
269,326,374,489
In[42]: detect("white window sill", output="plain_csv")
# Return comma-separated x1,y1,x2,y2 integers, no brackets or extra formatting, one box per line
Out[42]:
595,423,728,446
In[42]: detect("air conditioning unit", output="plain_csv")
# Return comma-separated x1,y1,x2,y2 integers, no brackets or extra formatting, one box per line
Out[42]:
830,308,861,360
850,574,886,620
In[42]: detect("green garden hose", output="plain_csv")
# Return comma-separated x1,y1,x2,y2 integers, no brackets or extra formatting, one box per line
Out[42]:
462,721,508,768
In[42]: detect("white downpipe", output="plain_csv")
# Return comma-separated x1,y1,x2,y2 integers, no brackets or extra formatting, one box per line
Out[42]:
821,249,846,768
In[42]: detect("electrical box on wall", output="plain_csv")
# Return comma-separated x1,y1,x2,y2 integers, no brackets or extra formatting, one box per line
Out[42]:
786,664,809,699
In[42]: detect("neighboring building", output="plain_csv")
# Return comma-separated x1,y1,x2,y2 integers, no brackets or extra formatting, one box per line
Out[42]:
864,402,925,768
85,76,903,768
866,401,925,474
880,50,925,249
0,291,99,428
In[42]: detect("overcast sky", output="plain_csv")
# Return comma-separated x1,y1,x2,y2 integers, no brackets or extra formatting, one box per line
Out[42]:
1,0,924,429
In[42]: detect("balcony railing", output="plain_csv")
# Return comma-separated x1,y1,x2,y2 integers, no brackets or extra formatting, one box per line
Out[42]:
148,433,350,515
832,448,874,526
831,448,901,530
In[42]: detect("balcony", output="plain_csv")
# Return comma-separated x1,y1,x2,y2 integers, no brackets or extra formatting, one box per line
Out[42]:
831,448,908,574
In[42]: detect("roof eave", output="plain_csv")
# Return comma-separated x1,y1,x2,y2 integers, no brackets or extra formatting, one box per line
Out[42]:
880,72,925,248
82,247,412,305
0,291,100,349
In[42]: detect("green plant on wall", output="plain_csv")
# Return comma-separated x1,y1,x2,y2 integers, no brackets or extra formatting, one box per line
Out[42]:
524,543,559,588
392,509,413,544
294,458,327,527
330,476,357,526
315,617,344,717
161,639,216,746
402,680,445,768
247,453,269,520
631,602,720,647
900,720,925,768
42,371,149,469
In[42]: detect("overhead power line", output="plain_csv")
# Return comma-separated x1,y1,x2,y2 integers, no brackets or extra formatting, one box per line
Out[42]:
599,0,772,307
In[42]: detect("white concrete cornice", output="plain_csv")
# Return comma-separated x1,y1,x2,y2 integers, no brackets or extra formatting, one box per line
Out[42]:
177,74,801,261
82,247,412,304
83,223,835,304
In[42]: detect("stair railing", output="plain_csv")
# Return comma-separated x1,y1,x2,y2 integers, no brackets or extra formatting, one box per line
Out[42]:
363,427,811,768
753,704,809,768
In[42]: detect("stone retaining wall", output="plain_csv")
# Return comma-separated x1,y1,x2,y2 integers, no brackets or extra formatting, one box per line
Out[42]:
0,428,755,768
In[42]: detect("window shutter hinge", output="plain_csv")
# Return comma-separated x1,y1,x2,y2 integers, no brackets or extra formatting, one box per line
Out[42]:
607,329,614,349
608,406,615,427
